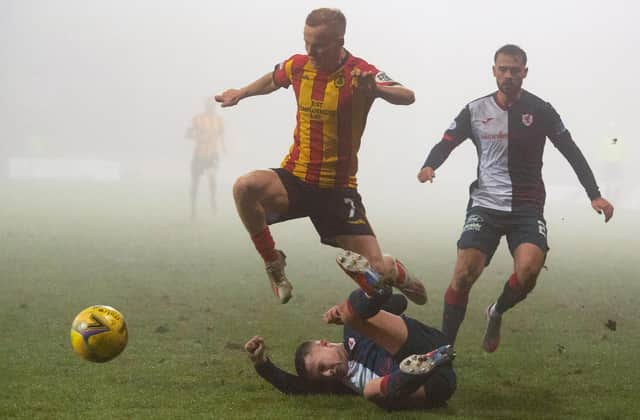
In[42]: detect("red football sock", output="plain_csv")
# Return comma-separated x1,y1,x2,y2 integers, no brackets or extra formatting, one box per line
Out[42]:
251,227,278,263
394,260,407,285
444,286,469,307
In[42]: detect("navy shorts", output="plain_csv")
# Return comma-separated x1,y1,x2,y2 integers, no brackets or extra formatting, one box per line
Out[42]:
457,206,549,265
267,168,374,247
394,316,456,406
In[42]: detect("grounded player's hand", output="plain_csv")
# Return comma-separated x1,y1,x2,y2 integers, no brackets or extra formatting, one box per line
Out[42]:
351,68,376,97
244,335,267,365
323,305,344,325
417,167,435,183
214,90,243,107
591,197,614,223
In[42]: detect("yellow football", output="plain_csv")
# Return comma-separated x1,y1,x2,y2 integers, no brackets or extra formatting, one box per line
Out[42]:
70,305,128,362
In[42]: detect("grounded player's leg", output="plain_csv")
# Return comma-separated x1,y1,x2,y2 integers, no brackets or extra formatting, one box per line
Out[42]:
373,346,454,403
365,363,456,410
233,169,292,303
336,235,427,305
442,248,486,344
483,243,545,352
348,301,456,409
399,345,455,375
338,290,408,356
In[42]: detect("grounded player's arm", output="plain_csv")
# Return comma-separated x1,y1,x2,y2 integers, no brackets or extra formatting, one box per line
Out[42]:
255,357,354,395
254,359,319,395
550,131,614,221
214,72,279,107
245,336,347,395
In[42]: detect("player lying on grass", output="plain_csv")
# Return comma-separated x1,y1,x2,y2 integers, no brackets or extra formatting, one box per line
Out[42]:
244,251,456,410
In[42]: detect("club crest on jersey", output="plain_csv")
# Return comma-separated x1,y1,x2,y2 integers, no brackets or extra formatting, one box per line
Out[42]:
334,75,345,88
522,113,534,127
348,337,356,350
448,120,457,131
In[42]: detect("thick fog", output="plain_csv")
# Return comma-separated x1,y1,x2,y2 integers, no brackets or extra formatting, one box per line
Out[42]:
2,0,638,210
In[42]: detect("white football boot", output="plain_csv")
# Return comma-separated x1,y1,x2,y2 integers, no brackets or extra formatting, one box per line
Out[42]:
336,250,391,297
400,345,456,375
265,250,293,304
387,257,428,305
482,303,502,353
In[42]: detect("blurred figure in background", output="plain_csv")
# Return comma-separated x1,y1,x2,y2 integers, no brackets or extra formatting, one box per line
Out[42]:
185,99,225,219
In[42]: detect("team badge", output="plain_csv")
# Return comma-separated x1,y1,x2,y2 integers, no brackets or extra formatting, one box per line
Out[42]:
448,120,457,131
522,113,534,127
348,337,356,350
334,75,345,88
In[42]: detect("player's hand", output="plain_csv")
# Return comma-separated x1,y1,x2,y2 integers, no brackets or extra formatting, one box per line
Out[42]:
323,305,344,325
244,335,267,365
214,89,243,108
591,197,614,223
351,68,377,98
417,167,436,183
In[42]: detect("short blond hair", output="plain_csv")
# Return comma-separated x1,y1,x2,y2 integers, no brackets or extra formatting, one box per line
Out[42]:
305,8,346,37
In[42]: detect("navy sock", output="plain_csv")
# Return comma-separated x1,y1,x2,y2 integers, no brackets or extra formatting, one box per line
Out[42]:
495,273,533,315
347,288,391,319
381,369,427,400
441,286,469,344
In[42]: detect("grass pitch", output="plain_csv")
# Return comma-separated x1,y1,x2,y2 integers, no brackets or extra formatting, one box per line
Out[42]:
1,181,638,419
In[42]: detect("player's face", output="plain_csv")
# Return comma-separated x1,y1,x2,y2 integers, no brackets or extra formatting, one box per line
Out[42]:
304,340,348,381
304,24,344,72
493,53,528,97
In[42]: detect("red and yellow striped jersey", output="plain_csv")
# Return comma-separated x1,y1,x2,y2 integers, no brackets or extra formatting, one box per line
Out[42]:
273,52,398,188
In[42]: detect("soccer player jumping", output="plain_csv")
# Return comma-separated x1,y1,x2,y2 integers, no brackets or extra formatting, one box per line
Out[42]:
215,8,425,305
418,44,614,352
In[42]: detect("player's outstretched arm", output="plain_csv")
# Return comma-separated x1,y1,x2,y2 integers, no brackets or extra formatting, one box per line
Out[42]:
245,335,268,365
214,72,279,107
376,83,415,105
591,197,614,223
417,167,435,183
245,335,348,395
351,68,414,105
